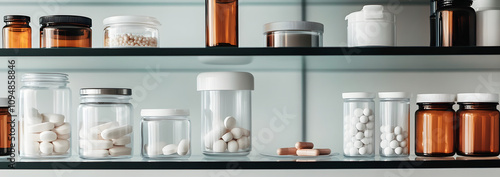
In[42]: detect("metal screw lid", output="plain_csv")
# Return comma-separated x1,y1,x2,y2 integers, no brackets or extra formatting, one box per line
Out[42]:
80,88,132,96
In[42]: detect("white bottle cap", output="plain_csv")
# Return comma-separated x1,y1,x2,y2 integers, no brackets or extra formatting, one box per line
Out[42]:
378,92,410,99
472,0,500,12
457,93,499,103
342,92,376,99
0,98,9,107
197,72,254,91
141,109,190,117
263,21,324,33
416,94,456,103
103,15,161,26
345,5,395,23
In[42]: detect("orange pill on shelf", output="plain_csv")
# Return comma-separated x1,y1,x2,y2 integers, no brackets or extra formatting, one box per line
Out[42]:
277,147,297,155
296,149,319,156
295,142,314,149
316,148,331,155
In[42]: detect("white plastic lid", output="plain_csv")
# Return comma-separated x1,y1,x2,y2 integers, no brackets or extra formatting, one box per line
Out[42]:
378,92,410,99
473,0,500,11
345,5,395,23
264,21,324,33
103,15,161,26
197,72,254,91
0,98,9,107
416,94,456,103
457,93,499,103
342,92,376,99
141,109,190,117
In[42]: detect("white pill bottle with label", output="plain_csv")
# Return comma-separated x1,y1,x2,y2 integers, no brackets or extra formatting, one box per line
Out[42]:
378,92,410,157
77,88,133,159
342,92,376,157
19,73,72,158
197,72,254,156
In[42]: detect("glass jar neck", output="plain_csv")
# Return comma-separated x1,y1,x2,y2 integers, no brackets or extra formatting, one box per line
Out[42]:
23,81,67,87
418,103,454,110
459,103,499,110
81,95,131,104
344,98,374,102
437,0,472,9
5,21,29,26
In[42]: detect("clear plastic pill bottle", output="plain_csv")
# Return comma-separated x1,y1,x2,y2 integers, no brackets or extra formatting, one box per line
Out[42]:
197,72,254,156
19,73,71,159
263,21,324,47
457,93,499,156
378,92,410,157
415,94,456,157
78,88,133,159
342,92,375,157
103,16,160,48
141,109,191,159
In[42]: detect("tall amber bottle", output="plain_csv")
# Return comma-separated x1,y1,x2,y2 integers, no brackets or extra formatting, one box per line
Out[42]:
2,15,31,48
436,0,476,46
0,98,12,156
206,0,238,47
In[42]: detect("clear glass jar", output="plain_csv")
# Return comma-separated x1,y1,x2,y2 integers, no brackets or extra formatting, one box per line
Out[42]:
415,94,456,157
342,92,375,157
264,21,324,47
378,92,410,157
19,73,71,158
78,88,133,159
104,16,160,48
141,109,191,159
40,15,92,48
0,98,12,156
197,72,254,156
457,93,499,156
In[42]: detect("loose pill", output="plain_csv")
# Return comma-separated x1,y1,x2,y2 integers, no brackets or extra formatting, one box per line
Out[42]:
109,146,132,157
26,122,54,133
400,140,407,148
355,132,364,140
361,138,372,145
83,150,109,158
396,135,404,142
42,113,65,126
359,116,368,123
297,149,319,156
40,131,57,142
230,128,243,139
317,148,331,155
162,144,178,155
54,123,71,135
389,140,399,148
101,125,133,140
353,108,364,117
221,132,233,142
385,133,395,141
356,123,366,131
57,133,70,140
213,140,227,152
394,147,403,155
295,142,314,149
177,139,190,156
112,135,131,146
52,139,70,153
354,141,363,148
394,126,403,135
363,108,372,116
277,147,297,155
39,142,53,154
224,116,237,129
383,147,394,155
358,147,367,155
227,140,239,152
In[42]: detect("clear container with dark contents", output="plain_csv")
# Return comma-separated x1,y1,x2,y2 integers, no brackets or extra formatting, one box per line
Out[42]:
40,15,92,48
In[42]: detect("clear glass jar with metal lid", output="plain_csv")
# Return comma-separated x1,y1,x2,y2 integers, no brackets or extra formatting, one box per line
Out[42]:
104,16,160,47
342,92,375,157
141,109,191,159
19,73,72,159
78,88,133,159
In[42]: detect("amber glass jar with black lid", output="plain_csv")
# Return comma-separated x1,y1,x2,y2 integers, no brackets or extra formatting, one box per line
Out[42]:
3,15,31,48
457,93,499,156
435,0,476,46
40,15,92,48
0,98,12,156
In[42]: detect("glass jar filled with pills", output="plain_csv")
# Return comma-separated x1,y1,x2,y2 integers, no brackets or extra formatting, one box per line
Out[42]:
378,92,410,157
197,72,254,156
19,73,72,158
141,109,191,159
78,88,133,159
104,16,160,47
342,92,375,157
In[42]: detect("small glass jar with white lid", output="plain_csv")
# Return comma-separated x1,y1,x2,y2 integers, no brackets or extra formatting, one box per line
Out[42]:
141,109,191,159
264,21,324,47
103,16,160,47
78,88,133,159
342,92,375,157
378,92,410,157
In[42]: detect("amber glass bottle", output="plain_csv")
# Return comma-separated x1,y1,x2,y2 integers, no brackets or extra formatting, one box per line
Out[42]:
206,0,238,47
436,0,476,46
430,0,437,46
0,98,12,156
40,15,92,48
3,15,31,48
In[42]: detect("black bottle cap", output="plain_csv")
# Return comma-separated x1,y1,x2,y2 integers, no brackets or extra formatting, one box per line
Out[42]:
4,15,30,23
39,15,92,27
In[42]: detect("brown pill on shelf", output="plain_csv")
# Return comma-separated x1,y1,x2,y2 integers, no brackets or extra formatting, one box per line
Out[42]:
296,149,319,156
295,142,314,149
316,148,331,155
277,147,297,155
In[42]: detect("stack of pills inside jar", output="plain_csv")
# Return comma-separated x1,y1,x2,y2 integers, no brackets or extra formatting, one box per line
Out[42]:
204,116,251,153
24,108,70,156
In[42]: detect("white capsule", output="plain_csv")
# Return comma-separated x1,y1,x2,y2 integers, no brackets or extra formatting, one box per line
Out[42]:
396,135,404,142
101,125,133,140
354,140,363,148
213,140,227,153
54,123,71,135
361,138,372,145
27,133,41,141
400,140,407,148
363,108,372,116
52,139,70,153
237,136,249,150
349,147,359,156
41,113,65,126
26,122,54,133
383,147,394,155
39,142,53,154
177,139,190,156
242,128,250,137
112,135,131,146
81,140,113,150
359,116,369,123
24,141,40,155
385,133,395,141
353,108,364,117
380,125,386,133
25,108,42,125
224,116,237,129
389,140,399,149
221,132,234,142
40,131,57,142
83,150,109,158
355,132,364,140
231,128,243,139
368,115,374,121
395,147,403,155
394,126,403,135
57,133,70,140
364,130,373,137
380,133,386,140
162,144,178,155
109,146,132,157
227,140,239,152
358,147,367,155
380,140,388,148
203,126,227,149
356,123,366,131
366,122,374,129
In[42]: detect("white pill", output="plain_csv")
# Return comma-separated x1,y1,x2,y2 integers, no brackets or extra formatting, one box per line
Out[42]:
145,142,167,156
355,132,364,140
349,147,359,156
230,128,243,139
24,141,40,155
395,147,403,155
345,142,353,148
380,140,388,148
366,145,373,154
366,122,374,129
213,140,227,152
385,133,395,141
177,139,190,156
109,146,132,157
384,126,394,133
354,141,363,148
396,135,404,142
380,133,386,140
363,108,372,116
344,148,350,155
389,140,399,149
40,131,57,142
93,122,119,133
101,125,133,140
364,130,373,137
356,123,366,131
221,132,234,142
26,122,54,133
380,125,386,133
227,140,239,152
242,128,250,137
351,116,360,124
52,139,70,153
41,113,65,126
368,115,374,121
57,133,70,140
204,126,227,149
162,144,178,155
394,126,403,135
384,147,394,155
353,108,364,117
81,140,113,150
224,116,237,129
112,135,131,146
25,108,42,125
358,147,367,155
349,127,358,136
359,116,368,123
83,150,109,158
400,140,407,148
39,142,53,154
361,138,372,145
54,123,71,135
237,136,249,150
